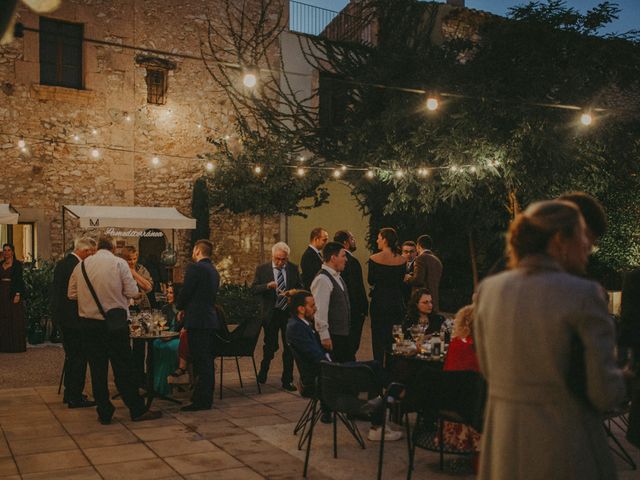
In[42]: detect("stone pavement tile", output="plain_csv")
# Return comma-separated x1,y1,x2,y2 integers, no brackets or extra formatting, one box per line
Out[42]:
0,405,51,418
228,414,291,428
279,411,308,422
147,437,219,457
83,443,156,465
224,405,281,418
94,458,178,480
266,400,309,415
0,412,59,427
74,429,140,448
3,422,66,441
130,424,200,442
215,396,263,408
0,434,10,457
53,408,99,422
0,387,37,398
9,434,77,456
239,451,308,479
184,467,265,479
120,416,184,429
170,409,230,425
21,466,102,480
15,449,89,474
62,420,129,435
215,437,284,456
194,420,250,439
251,391,300,404
0,457,18,476
164,450,243,475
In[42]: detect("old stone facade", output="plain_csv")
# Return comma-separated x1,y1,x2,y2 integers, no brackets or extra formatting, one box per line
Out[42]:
0,0,282,282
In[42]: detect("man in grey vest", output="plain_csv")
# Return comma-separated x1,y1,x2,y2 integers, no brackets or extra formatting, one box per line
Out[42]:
310,241,353,362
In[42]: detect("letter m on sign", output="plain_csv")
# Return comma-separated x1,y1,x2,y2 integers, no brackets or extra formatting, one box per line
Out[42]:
89,218,100,227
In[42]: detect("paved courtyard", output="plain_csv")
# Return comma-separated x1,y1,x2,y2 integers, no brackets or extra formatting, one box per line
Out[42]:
0,324,638,479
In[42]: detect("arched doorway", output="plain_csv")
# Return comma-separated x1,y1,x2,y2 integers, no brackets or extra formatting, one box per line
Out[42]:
139,229,168,293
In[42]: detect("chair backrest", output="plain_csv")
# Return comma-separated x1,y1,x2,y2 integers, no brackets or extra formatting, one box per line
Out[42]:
319,361,382,414
216,316,263,357
288,342,318,397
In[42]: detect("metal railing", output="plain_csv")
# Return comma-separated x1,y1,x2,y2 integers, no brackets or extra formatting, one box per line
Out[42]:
289,1,373,44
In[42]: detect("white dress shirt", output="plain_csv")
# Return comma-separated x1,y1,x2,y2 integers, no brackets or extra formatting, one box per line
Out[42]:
68,249,139,320
310,264,345,341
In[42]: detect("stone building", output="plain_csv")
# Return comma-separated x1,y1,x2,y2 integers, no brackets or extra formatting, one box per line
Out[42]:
0,0,283,283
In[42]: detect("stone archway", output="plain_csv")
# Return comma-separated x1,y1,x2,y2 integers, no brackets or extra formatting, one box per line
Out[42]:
139,229,167,286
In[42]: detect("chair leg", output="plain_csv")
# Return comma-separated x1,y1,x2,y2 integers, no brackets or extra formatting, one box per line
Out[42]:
58,357,67,395
333,412,338,458
336,412,366,448
439,417,444,471
295,398,314,435
605,421,637,469
235,356,244,389
407,414,419,480
376,404,387,480
251,355,262,394
219,357,224,400
303,401,318,478
296,399,318,450
405,413,413,472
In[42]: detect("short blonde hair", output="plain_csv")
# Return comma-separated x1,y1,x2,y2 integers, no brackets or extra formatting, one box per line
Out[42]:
452,305,474,339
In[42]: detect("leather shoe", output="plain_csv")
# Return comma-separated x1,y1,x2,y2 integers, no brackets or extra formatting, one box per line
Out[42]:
180,403,211,412
98,416,112,425
132,410,162,422
257,370,267,384
64,393,89,404
281,382,296,392
68,399,96,409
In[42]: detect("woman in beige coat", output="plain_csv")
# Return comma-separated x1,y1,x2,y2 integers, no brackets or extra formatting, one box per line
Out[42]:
475,200,627,480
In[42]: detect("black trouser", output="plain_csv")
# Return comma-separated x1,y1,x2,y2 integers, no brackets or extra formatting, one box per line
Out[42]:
132,339,147,385
188,328,217,408
349,313,366,359
61,325,88,402
80,318,145,420
260,308,294,384
330,333,354,363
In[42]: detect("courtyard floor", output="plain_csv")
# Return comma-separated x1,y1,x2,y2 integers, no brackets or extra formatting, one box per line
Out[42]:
0,323,638,479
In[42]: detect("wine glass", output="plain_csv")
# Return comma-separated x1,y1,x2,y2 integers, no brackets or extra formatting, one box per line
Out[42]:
158,315,168,331
392,325,404,344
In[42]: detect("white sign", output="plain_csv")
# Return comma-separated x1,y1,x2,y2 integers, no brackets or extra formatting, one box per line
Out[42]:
105,227,164,238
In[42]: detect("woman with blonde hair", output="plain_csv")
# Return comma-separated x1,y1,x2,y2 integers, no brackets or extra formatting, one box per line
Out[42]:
475,200,626,480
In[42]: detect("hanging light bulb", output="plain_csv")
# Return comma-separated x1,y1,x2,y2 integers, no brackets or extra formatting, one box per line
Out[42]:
205,162,215,172
73,134,80,141
417,167,430,177
450,165,459,172
426,97,439,111
17,139,25,149
298,156,305,162
395,169,404,178
254,165,262,175
341,165,347,171
366,170,375,179
91,148,100,158
125,114,132,122
333,169,342,178
296,167,305,177
197,124,203,129
151,156,160,166
224,135,230,141
469,166,477,173
91,129,98,135
580,112,593,126
242,67,258,88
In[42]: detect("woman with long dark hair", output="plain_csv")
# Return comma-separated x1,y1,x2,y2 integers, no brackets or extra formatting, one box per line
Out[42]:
0,243,26,352
368,228,407,362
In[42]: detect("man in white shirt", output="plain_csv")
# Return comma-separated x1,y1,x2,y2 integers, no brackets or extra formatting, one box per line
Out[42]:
68,235,161,425
310,241,352,362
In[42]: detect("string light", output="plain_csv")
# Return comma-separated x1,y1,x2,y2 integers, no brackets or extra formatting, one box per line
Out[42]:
91,129,97,135
72,134,80,141
151,156,160,166
333,169,342,178
450,165,459,172
298,156,305,162
17,139,25,148
254,165,262,174
580,112,593,126
206,162,215,172
90,148,100,158
469,166,477,173
341,165,347,171
296,167,305,177
224,135,230,140
125,114,132,122
242,72,257,88
426,97,439,111
366,170,375,179
197,124,203,129
395,169,404,178
417,167,429,177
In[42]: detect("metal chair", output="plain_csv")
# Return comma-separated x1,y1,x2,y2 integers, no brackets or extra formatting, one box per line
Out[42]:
288,342,321,450
604,407,636,470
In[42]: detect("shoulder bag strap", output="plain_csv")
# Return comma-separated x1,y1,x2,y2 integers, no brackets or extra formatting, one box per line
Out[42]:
81,261,107,318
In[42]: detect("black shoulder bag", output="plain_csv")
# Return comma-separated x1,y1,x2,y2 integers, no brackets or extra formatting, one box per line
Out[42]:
81,261,129,332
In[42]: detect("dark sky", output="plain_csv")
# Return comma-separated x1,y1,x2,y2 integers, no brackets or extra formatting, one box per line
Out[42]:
303,0,639,35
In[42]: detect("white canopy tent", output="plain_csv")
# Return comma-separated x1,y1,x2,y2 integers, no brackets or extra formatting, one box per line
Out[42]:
0,204,19,224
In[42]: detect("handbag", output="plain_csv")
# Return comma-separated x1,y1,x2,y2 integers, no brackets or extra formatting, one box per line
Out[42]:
81,262,129,332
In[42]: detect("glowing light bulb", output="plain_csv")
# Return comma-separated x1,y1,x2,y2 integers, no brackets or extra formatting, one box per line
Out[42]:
197,124,203,129
418,168,429,177
73,134,80,141
395,169,404,178
333,169,341,178
341,165,347,171
296,167,305,177
206,162,214,172
20,147,27,153
243,73,257,88
450,165,459,172
91,148,100,158
17,139,25,148
426,97,439,111
580,112,593,126
366,170,375,179
224,135,230,141
91,129,98,135
254,165,262,174
470,166,477,173
151,156,160,166
299,156,305,162
125,114,132,122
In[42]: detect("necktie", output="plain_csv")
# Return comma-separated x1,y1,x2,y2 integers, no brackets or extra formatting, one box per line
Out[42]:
275,268,287,310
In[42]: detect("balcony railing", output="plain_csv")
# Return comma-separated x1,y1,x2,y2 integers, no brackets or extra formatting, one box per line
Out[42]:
289,1,373,45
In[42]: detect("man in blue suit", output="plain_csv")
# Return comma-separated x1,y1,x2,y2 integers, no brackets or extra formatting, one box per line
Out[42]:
177,239,221,411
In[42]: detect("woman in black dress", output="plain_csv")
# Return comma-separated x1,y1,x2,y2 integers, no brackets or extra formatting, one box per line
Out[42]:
368,228,407,363
0,243,26,352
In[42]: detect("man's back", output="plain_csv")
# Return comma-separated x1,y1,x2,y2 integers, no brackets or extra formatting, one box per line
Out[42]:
177,258,220,329
53,254,80,327
301,246,322,289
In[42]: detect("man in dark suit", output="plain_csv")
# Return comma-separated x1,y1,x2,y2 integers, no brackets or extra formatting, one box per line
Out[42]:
401,241,417,305
300,227,328,289
52,236,97,408
334,230,368,359
176,239,222,411
404,235,443,313
252,242,302,390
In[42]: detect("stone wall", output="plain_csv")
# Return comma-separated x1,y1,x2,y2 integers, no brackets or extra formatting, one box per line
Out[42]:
0,0,283,283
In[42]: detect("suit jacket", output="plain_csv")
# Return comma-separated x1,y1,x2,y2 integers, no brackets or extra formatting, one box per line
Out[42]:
176,258,221,330
475,254,626,480
286,316,328,387
300,246,323,289
620,267,640,347
251,261,302,322
406,250,443,312
52,254,80,328
341,251,368,319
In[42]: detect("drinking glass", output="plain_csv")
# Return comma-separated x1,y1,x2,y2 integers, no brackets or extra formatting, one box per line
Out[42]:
158,316,168,331
392,325,404,344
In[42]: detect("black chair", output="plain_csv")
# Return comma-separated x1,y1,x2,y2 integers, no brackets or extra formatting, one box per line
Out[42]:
604,406,636,470
303,361,382,477
215,310,263,400
288,342,321,450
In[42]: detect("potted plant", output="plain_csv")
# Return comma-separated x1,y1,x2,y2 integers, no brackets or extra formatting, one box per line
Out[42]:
216,283,261,325
23,259,55,345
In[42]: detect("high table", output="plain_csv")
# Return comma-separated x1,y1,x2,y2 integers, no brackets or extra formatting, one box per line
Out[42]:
131,331,181,408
